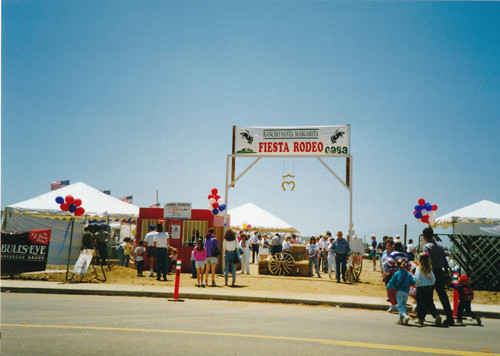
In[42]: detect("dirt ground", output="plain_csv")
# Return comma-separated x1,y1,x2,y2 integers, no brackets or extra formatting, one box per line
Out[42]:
5,259,498,305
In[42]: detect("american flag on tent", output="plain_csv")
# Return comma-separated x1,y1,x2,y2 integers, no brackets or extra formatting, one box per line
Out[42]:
149,203,161,208
120,196,133,204
100,190,111,195
51,180,70,190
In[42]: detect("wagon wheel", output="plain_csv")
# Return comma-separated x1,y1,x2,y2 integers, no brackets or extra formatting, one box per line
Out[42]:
349,252,363,280
268,253,296,275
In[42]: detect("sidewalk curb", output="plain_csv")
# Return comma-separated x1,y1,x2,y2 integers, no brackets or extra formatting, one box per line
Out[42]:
2,285,499,319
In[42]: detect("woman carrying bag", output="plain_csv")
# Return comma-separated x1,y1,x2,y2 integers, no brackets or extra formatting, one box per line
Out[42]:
223,229,239,287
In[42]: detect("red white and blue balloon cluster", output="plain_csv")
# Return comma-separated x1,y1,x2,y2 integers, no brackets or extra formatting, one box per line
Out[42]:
413,198,437,224
55,195,85,216
207,188,226,216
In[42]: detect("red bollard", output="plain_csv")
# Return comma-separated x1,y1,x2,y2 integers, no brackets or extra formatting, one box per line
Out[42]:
169,260,184,302
452,272,459,317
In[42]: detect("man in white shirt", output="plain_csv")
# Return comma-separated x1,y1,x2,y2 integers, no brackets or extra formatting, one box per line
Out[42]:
153,223,170,281
327,235,336,279
318,235,328,272
144,225,157,277
250,232,259,264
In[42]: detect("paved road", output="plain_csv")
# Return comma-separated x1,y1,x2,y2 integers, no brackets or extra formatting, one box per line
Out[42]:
1,293,499,356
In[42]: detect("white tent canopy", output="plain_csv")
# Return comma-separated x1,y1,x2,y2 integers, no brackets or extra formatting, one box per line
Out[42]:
228,202,297,232
6,182,139,221
432,200,500,230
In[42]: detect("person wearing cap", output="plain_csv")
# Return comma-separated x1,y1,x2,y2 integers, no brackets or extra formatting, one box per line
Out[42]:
270,233,282,256
249,231,260,264
317,235,328,273
452,275,481,325
369,234,378,271
331,231,351,282
144,224,157,277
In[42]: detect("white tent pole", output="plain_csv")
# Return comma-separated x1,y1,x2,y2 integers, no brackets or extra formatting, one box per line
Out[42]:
349,156,353,238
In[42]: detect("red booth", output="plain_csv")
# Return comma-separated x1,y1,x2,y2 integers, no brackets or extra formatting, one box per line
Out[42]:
136,207,228,273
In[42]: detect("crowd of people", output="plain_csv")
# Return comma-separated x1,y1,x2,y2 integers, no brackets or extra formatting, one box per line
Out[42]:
377,227,481,327
82,223,481,327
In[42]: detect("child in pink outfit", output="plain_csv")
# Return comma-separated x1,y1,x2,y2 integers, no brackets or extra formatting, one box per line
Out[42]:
193,239,206,287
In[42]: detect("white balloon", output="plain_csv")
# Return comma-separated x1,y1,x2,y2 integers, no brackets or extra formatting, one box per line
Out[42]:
209,198,216,204
421,209,428,216
217,198,224,205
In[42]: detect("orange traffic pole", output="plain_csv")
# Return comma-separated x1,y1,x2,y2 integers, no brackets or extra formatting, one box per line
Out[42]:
169,260,184,302
452,272,459,317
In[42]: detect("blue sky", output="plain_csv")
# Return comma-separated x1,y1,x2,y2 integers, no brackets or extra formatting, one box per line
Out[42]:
2,1,499,240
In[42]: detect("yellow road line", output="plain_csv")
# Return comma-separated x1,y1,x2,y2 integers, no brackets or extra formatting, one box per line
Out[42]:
1,323,496,356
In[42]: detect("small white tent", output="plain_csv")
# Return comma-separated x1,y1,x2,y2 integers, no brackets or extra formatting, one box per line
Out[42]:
228,202,297,233
6,182,139,221
432,200,500,235
3,182,140,264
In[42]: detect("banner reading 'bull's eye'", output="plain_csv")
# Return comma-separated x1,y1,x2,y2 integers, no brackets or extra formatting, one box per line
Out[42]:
234,126,350,156
1,229,51,275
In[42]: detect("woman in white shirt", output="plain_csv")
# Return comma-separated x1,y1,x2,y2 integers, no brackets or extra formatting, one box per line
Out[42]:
239,234,251,275
259,235,270,261
282,236,292,254
223,229,239,286
306,236,321,278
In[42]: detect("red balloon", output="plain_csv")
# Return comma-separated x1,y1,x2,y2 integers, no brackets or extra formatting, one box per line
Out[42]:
413,210,417,215
65,195,75,205
74,198,82,207
212,203,219,209
207,195,213,200
211,188,218,195
60,203,69,211
214,195,221,200
421,215,430,223
75,207,85,216
418,198,425,206
432,204,438,211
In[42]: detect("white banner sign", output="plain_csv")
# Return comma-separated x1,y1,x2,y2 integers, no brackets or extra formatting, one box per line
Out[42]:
234,126,350,156
164,202,192,219
73,249,94,275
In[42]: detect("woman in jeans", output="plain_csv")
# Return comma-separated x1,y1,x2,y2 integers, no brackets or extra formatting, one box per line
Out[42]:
223,229,238,287
306,236,321,278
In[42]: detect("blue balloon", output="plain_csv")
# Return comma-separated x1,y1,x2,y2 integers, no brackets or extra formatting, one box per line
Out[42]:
69,204,77,213
219,204,226,212
414,212,422,219
55,196,64,204
212,208,219,215
415,205,423,212
425,203,433,211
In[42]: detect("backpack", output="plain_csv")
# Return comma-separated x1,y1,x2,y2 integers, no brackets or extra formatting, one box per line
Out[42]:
211,241,220,257
463,286,474,301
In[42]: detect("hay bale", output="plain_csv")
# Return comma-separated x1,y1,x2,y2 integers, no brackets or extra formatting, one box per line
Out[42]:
291,245,307,261
296,260,310,277
291,244,305,253
258,260,270,275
